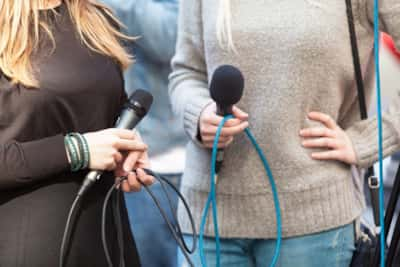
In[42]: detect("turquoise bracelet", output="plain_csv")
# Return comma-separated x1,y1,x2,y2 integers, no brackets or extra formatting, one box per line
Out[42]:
65,134,83,172
70,133,90,170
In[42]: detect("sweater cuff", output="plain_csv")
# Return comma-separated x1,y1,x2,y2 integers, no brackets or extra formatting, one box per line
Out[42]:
346,117,400,168
183,97,213,147
21,134,70,180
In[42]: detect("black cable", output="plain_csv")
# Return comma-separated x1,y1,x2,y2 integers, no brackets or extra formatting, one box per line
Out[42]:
62,170,197,267
372,165,400,267
59,195,82,267
148,169,197,254
148,170,192,253
113,186,126,267
144,169,196,251
102,179,119,267
102,170,197,267
139,180,195,267
387,214,400,266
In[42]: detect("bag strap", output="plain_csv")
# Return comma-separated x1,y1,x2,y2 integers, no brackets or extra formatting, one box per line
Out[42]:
345,0,369,119
345,0,381,227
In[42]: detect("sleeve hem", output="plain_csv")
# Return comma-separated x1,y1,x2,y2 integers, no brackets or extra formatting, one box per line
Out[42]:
346,118,400,168
183,98,213,147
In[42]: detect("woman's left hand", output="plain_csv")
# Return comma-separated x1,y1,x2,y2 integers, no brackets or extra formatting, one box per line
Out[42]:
114,136,154,192
299,111,357,165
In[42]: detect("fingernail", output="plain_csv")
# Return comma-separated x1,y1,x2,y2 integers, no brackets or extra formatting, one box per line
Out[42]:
123,164,131,172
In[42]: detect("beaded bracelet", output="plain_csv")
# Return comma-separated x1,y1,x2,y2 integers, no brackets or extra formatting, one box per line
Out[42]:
64,134,82,172
70,133,90,170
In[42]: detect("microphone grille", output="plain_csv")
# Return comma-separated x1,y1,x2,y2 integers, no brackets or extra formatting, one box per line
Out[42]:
210,65,244,107
128,89,153,114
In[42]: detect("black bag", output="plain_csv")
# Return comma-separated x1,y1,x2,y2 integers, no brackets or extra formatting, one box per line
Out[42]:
350,223,381,267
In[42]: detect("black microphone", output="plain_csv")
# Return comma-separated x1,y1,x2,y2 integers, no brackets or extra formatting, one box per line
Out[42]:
209,65,244,173
77,89,153,197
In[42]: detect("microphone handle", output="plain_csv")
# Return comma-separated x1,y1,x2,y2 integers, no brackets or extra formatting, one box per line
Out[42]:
215,105,233,174
78,109,143,197
115,108,143,129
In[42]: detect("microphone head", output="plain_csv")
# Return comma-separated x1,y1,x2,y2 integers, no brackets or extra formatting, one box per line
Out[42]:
210,65,244,107
126,89,153,116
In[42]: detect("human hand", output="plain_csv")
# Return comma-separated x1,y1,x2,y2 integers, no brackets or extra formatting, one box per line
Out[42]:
114,135,154,192
299,112,356,165
83,128,147,171
199,103,249,148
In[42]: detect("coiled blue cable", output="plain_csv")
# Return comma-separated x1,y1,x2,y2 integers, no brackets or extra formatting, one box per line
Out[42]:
373,0,385,266
199,115,282,267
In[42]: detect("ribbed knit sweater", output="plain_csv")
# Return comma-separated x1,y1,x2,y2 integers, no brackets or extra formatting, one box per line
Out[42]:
169,0,400,238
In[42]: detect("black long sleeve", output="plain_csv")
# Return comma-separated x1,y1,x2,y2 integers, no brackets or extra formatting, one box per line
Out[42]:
0,135,69,189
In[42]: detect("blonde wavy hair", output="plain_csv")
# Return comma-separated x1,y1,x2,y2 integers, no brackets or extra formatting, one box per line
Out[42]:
216,0,236,53
0,0,133,88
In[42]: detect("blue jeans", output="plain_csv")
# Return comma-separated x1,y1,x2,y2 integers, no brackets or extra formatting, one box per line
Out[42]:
125,174,181,267
179,223,355,267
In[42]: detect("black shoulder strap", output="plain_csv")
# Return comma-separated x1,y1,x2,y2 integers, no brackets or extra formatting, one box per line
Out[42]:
345,0,381,228
345,0,369,120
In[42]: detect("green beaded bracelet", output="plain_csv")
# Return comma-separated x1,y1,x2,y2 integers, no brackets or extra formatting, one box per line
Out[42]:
70,133,90,170
65,134,83,172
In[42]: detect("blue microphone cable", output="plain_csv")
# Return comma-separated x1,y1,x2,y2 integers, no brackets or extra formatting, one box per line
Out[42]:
373,0,386,266
199,115,282,267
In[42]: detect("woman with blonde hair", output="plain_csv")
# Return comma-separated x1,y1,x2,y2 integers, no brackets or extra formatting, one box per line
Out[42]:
170,0,400,266
0,0,154,266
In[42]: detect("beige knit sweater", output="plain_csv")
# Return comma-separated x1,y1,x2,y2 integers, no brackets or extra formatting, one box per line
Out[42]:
169,0,400,238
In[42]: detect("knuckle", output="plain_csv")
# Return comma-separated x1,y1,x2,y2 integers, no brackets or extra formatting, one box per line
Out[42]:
111,149,119,157
110,137,119,147
201,125,212,135
203,114,212,123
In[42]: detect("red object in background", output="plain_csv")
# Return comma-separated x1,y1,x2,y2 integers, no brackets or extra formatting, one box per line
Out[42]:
382,32,400,62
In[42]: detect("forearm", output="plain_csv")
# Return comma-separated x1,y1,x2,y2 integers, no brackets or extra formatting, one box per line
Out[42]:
0,135,69,189
346,107,400,168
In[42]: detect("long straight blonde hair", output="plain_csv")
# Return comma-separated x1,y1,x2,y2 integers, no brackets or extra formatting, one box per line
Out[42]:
216,0,236,53
0,0,133,88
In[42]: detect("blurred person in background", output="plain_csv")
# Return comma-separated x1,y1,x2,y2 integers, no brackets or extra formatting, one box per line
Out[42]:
100,1,185,266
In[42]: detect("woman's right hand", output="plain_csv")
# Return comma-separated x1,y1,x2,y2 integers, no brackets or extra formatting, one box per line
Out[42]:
199,103,249,148
83,128,147,171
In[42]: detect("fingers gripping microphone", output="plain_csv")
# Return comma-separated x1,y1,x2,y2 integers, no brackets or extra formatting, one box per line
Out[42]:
209,65,244,173
77,89,153,197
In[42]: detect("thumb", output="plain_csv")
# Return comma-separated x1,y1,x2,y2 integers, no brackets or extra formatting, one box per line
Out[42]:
232,106,249,120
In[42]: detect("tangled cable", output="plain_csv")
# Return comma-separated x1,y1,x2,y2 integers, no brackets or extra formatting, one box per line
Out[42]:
60,169,197,267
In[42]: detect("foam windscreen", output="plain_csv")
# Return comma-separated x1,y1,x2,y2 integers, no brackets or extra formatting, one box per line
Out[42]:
210,65,244,108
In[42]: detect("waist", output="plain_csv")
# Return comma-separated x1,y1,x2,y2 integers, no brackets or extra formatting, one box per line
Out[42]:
182,139,352,195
